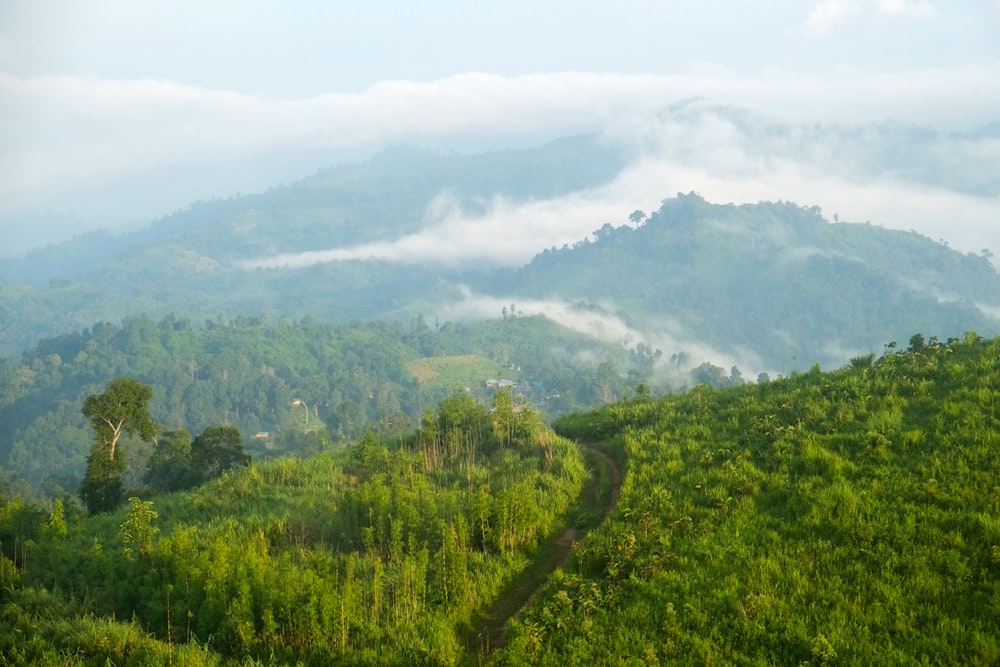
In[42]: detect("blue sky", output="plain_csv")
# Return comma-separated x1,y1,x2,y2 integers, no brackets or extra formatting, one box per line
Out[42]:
1,0,999,255
4,1,997,93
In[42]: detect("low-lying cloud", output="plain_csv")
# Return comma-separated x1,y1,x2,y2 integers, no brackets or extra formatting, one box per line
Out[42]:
4,63,1000,254
432,286,764,379
240,99,1000,270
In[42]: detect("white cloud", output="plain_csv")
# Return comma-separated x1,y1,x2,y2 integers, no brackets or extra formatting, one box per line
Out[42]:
800,0,860,34
239,181,662,269
3,64,1000,254
432,286,759,376
798,0,935,35
876,0,934,18
977,302,1000,320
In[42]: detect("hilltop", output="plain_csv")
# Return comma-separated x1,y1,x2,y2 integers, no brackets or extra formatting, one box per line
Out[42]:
503,332,1000,665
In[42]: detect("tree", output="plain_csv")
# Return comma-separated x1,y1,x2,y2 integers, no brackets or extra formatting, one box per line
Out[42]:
120,497,158,560
80,378,159,514
82,378,159,463
191,426,250,481
691,362,728,388
144,429,196,493
80,444,127,514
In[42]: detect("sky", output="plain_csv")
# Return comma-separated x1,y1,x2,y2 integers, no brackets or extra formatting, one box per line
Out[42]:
1,0,1000,256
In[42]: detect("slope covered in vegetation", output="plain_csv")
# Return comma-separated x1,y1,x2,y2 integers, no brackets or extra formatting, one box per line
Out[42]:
0,134,628,355
486,194,1000,369
2,394,587,665
497,333,1000,665
3,334,999,665
0,312,650,502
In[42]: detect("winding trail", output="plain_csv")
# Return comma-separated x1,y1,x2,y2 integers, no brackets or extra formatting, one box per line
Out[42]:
463,445,622,661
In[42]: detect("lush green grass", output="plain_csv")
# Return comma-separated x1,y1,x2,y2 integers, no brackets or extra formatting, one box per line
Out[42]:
6,336,1000,666
407,355,521,391
4,396,586,666
499,334,1000,665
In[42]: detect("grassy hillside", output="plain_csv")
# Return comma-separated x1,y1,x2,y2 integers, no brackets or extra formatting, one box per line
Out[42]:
407,354,521,391
497,332,1000,665
3,333,999,665
2,396,587,665
485,194,1000,370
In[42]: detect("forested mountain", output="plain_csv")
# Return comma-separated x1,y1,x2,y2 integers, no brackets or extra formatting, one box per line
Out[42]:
2,122,998,374
479,193,1000,370
0,133,629,354
2,334,998,664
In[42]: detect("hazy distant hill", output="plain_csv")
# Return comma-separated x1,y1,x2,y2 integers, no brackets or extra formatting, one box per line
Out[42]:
477,193,1000,370
2,134,628,283
0,134,629,354
1,124,998,374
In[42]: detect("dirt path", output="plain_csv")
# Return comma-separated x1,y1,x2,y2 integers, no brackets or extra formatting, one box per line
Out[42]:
464,445,622,661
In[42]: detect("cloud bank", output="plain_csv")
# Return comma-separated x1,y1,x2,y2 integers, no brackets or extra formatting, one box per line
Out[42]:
3,62,1000,254
239,99,1000,270
434,286,763,379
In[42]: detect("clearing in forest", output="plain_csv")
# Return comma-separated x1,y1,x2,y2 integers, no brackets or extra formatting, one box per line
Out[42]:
407,355,520,388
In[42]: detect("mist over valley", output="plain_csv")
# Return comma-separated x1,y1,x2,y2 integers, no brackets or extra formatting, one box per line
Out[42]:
3,4,1000,664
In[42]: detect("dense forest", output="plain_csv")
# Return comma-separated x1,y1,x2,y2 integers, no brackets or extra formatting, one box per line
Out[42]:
1,332,997,664
0,312,667,503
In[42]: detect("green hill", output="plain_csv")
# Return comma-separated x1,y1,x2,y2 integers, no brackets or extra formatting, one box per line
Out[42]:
480,194,1000,370
0,313,645,501
4,333,998,665
1,395,587,666
497,332,1000,665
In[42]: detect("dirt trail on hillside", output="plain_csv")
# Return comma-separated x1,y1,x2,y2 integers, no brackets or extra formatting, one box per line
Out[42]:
464,446,622,660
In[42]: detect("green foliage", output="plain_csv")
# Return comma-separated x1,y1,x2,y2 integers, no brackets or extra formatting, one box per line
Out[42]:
0,585,220,666
502,334,1000,665
79,378,159,514
1,313,635,500
119,497,159,560
191,426,250,481
11,394,587,665
43,498,68,540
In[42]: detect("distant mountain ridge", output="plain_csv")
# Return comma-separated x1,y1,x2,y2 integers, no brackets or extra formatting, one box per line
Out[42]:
1,125,998,374
476,193,1000,370
2,134,628,282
